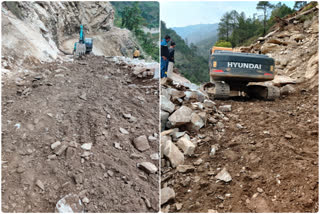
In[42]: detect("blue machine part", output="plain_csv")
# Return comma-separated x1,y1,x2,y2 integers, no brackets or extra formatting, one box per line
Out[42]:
79,25,85,44
84,38,93,53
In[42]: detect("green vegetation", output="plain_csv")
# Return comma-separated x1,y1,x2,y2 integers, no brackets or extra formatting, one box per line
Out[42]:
111,2,159,61
215,40,232,48
161,21,209,84
218,1,297,47
111,1,159,28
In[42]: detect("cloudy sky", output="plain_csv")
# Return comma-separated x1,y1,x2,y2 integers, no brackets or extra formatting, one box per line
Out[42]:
161,1,296,27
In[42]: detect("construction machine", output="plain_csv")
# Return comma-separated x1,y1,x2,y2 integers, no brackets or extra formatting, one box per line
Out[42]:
202,46,280,100
73,25,93,56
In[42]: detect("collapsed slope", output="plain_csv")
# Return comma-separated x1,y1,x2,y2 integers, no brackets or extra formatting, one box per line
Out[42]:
1,56,159,212
1,2,138,71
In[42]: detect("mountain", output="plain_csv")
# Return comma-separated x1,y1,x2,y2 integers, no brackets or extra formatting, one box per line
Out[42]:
172,23,218,45
161,21,209,84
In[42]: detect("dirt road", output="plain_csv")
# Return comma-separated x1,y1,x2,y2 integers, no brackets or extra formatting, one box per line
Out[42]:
162,83,318,212
2,56,159,212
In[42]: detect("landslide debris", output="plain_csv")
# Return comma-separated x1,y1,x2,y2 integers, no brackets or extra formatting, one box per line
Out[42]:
1,55,159,212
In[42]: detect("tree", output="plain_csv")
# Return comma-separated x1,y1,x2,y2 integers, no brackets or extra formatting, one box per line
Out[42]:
268,3,294,27
218,12,232,41
294,1,307,10
121,2,144,34
256,1,274,36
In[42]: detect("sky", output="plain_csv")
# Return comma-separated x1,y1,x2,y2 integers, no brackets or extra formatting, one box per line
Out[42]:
161,1,296,28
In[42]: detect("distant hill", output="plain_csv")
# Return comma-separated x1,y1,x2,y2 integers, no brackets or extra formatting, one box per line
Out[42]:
195,35,219,59
172,23,218,45
161,21,209,84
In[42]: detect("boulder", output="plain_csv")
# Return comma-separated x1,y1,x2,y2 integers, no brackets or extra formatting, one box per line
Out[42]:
280,84,296,95
137,162,158,174
189,112,204,131
177,136,196,156
161,95,175,113
161,111,170,131
163,140,184,168
161,187,175,205
218,105,232,112
168,106,192,126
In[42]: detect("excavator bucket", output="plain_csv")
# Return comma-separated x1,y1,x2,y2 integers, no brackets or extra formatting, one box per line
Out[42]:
75,43,86,57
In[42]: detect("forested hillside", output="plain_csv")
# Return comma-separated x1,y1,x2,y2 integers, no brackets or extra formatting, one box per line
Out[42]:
161,21,209,84
111,1,159,28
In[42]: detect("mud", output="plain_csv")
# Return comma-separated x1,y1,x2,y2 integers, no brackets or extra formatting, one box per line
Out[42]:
162,83,318,213
2,56,159,212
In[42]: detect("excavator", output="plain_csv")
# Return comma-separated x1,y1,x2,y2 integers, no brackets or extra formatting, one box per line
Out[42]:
201,46,280,100
73,25,93,56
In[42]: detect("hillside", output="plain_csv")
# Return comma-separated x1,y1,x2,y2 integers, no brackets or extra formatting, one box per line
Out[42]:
172,23,218,45
161,21,209,84
194,35,218,58
111,1,159,29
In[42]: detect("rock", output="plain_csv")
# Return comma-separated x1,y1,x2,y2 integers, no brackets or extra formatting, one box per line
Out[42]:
203,99,215,108
284,134,292,139
177,165,195,173
209,145,219,158
218,105,232,112
142,196,151,209
257,187,264,193
119,127,129,134
81,143,92,151
272,75,296,86
78,93,87,101
171,131,186,141
215,167,232,182
236,123,244,129
280,84,296,95
150,153,159,160
261,43,278,54
54,143,68,156
184,90,206,102
137,162,158,174
194,158,203,166
161,95,175,113
114,142,122,150
55,194,84,213
208,209,218,213
190,112,204,131
163,140,184,168
175,203,183,211
161,110,170,131
123,113,132,119
161,187,175,205
82,197,90,204
148,135,157,142
216,122,224,129
36,179,45,191
51,141,61,150
177,136,196,156
168,106,193,126
107,170,114,177
191,102,204,110
133,135,150,152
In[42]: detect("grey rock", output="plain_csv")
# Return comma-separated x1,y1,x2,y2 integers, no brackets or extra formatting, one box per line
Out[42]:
133,135,150,152
161,95,175,113
190,112,204,131
161,110,170,131
119,127,129,134
81,143,92,151
161,187,175,205
55,194,84,213
177,165,195,173
36,179,45,191
163,140,184,168
215,167,232,182
168,106,193,126
137,162,158,174
219,105,232,112
177,136,196,156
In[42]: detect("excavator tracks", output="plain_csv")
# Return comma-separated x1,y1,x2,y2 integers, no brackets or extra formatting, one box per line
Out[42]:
247,85,280,100
201,81,230,99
